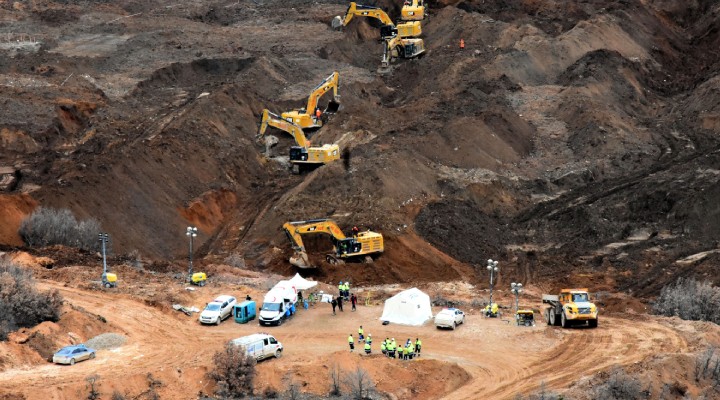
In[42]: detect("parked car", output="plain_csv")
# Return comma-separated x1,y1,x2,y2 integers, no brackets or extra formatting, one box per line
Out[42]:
434,308,465,330
199,295,237,325
53,344,96,365
230,333,283,361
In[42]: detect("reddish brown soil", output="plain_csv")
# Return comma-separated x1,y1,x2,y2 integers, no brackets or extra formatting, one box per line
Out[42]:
2,0,720,398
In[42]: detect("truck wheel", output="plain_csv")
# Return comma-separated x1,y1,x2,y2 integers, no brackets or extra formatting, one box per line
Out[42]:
545,309,552,325
561,312,569,328
70,358,76,366
452,322,456,330
549,312,556,326
275,349,282,358
277,318,283,326
588,318,598,328
216,317,222,326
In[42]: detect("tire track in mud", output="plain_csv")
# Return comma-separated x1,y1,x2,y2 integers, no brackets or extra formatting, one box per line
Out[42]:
444,316,688,399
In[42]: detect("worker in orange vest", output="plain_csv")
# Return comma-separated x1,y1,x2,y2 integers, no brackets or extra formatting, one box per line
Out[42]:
459,38,465,50
315,107,322,120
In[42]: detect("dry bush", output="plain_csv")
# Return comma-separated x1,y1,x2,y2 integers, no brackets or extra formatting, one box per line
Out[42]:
0,259,63,340
343,366,375,400
653,278,720,323
18,207,102,251
328,363,342,397
592,367,644,400
209,343,257,398
695,346,720,385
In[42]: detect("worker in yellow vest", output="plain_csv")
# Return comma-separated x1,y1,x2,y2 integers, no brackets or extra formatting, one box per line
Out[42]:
415,338,422,356
358,325,364,342
338,281,344,297
364,340,371,355
380,339,387,355
402,343,410,360
348,334,354,352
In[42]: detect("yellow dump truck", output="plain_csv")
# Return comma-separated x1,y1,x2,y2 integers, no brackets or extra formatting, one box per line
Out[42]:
543,288,598,328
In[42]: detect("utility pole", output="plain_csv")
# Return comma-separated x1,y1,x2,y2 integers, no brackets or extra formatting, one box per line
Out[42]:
511,282,523,313
186,226,198,280
487,259,499,306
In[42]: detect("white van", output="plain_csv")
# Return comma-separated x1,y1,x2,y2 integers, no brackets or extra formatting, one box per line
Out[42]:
230,333,283,361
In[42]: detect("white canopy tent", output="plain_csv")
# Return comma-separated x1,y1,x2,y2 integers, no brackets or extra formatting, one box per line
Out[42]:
379,288,433,326
288,273,318,291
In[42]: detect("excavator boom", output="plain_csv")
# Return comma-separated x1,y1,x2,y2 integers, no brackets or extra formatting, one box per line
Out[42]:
305,71,340,117
257,109,309,149
281,71,341,130
282,219,383,268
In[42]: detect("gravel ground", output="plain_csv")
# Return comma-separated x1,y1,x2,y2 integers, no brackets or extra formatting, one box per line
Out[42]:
85,333,127,350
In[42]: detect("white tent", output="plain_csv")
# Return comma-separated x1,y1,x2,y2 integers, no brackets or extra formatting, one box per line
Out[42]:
379,288,433,326
288,273,318,291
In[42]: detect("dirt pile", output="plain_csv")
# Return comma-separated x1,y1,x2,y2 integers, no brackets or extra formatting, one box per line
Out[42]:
0,0,720,324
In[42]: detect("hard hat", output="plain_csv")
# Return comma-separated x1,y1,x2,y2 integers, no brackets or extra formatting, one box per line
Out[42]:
345,281,349,284
339,281,342,284
369,334,372,336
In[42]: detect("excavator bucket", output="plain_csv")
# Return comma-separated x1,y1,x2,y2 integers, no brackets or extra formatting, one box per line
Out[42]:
377,64,393,75
324,100,340,114
331,16,344,29
289,251,312,269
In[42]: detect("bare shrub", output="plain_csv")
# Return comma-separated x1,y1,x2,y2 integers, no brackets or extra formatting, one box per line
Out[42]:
695,346,720,386
111,390,127,400
592,367,643,400
328,363,342,397
262,386,279,398
284,376,301,400
209,343,257,398
431,294,464,308
343,366,375,400
19,207,103,251
516,381,564,400
653,278,720,324
0,258,63,340
85,375,100,400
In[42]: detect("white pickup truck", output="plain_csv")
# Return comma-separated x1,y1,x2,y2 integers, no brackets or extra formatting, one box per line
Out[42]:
199,295,237,325
434,308,465,330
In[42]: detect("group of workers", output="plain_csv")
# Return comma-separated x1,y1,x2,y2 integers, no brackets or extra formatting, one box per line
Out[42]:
347,326,422,360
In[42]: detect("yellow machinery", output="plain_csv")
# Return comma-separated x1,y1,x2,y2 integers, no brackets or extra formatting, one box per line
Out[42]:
543,288,598,328
102,272,117,288
282,219,384,268
281,71,340,131
331,2,422,39
380,35,425,70
191,272,207,286
257,109,340,173
483,303,499,318
516,310,535,326
401,0,425,21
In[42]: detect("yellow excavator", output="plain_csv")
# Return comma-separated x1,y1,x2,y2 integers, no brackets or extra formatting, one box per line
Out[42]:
401,0,425,21
331,2,422,39
257,109,340,173
281,71,341,131
282,219,384,268
380,35,425,71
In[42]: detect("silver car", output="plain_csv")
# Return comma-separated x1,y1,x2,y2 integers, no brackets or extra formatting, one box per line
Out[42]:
53,344,96,365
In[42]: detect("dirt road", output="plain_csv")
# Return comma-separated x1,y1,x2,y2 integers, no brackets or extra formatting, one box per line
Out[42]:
0,282,689,399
